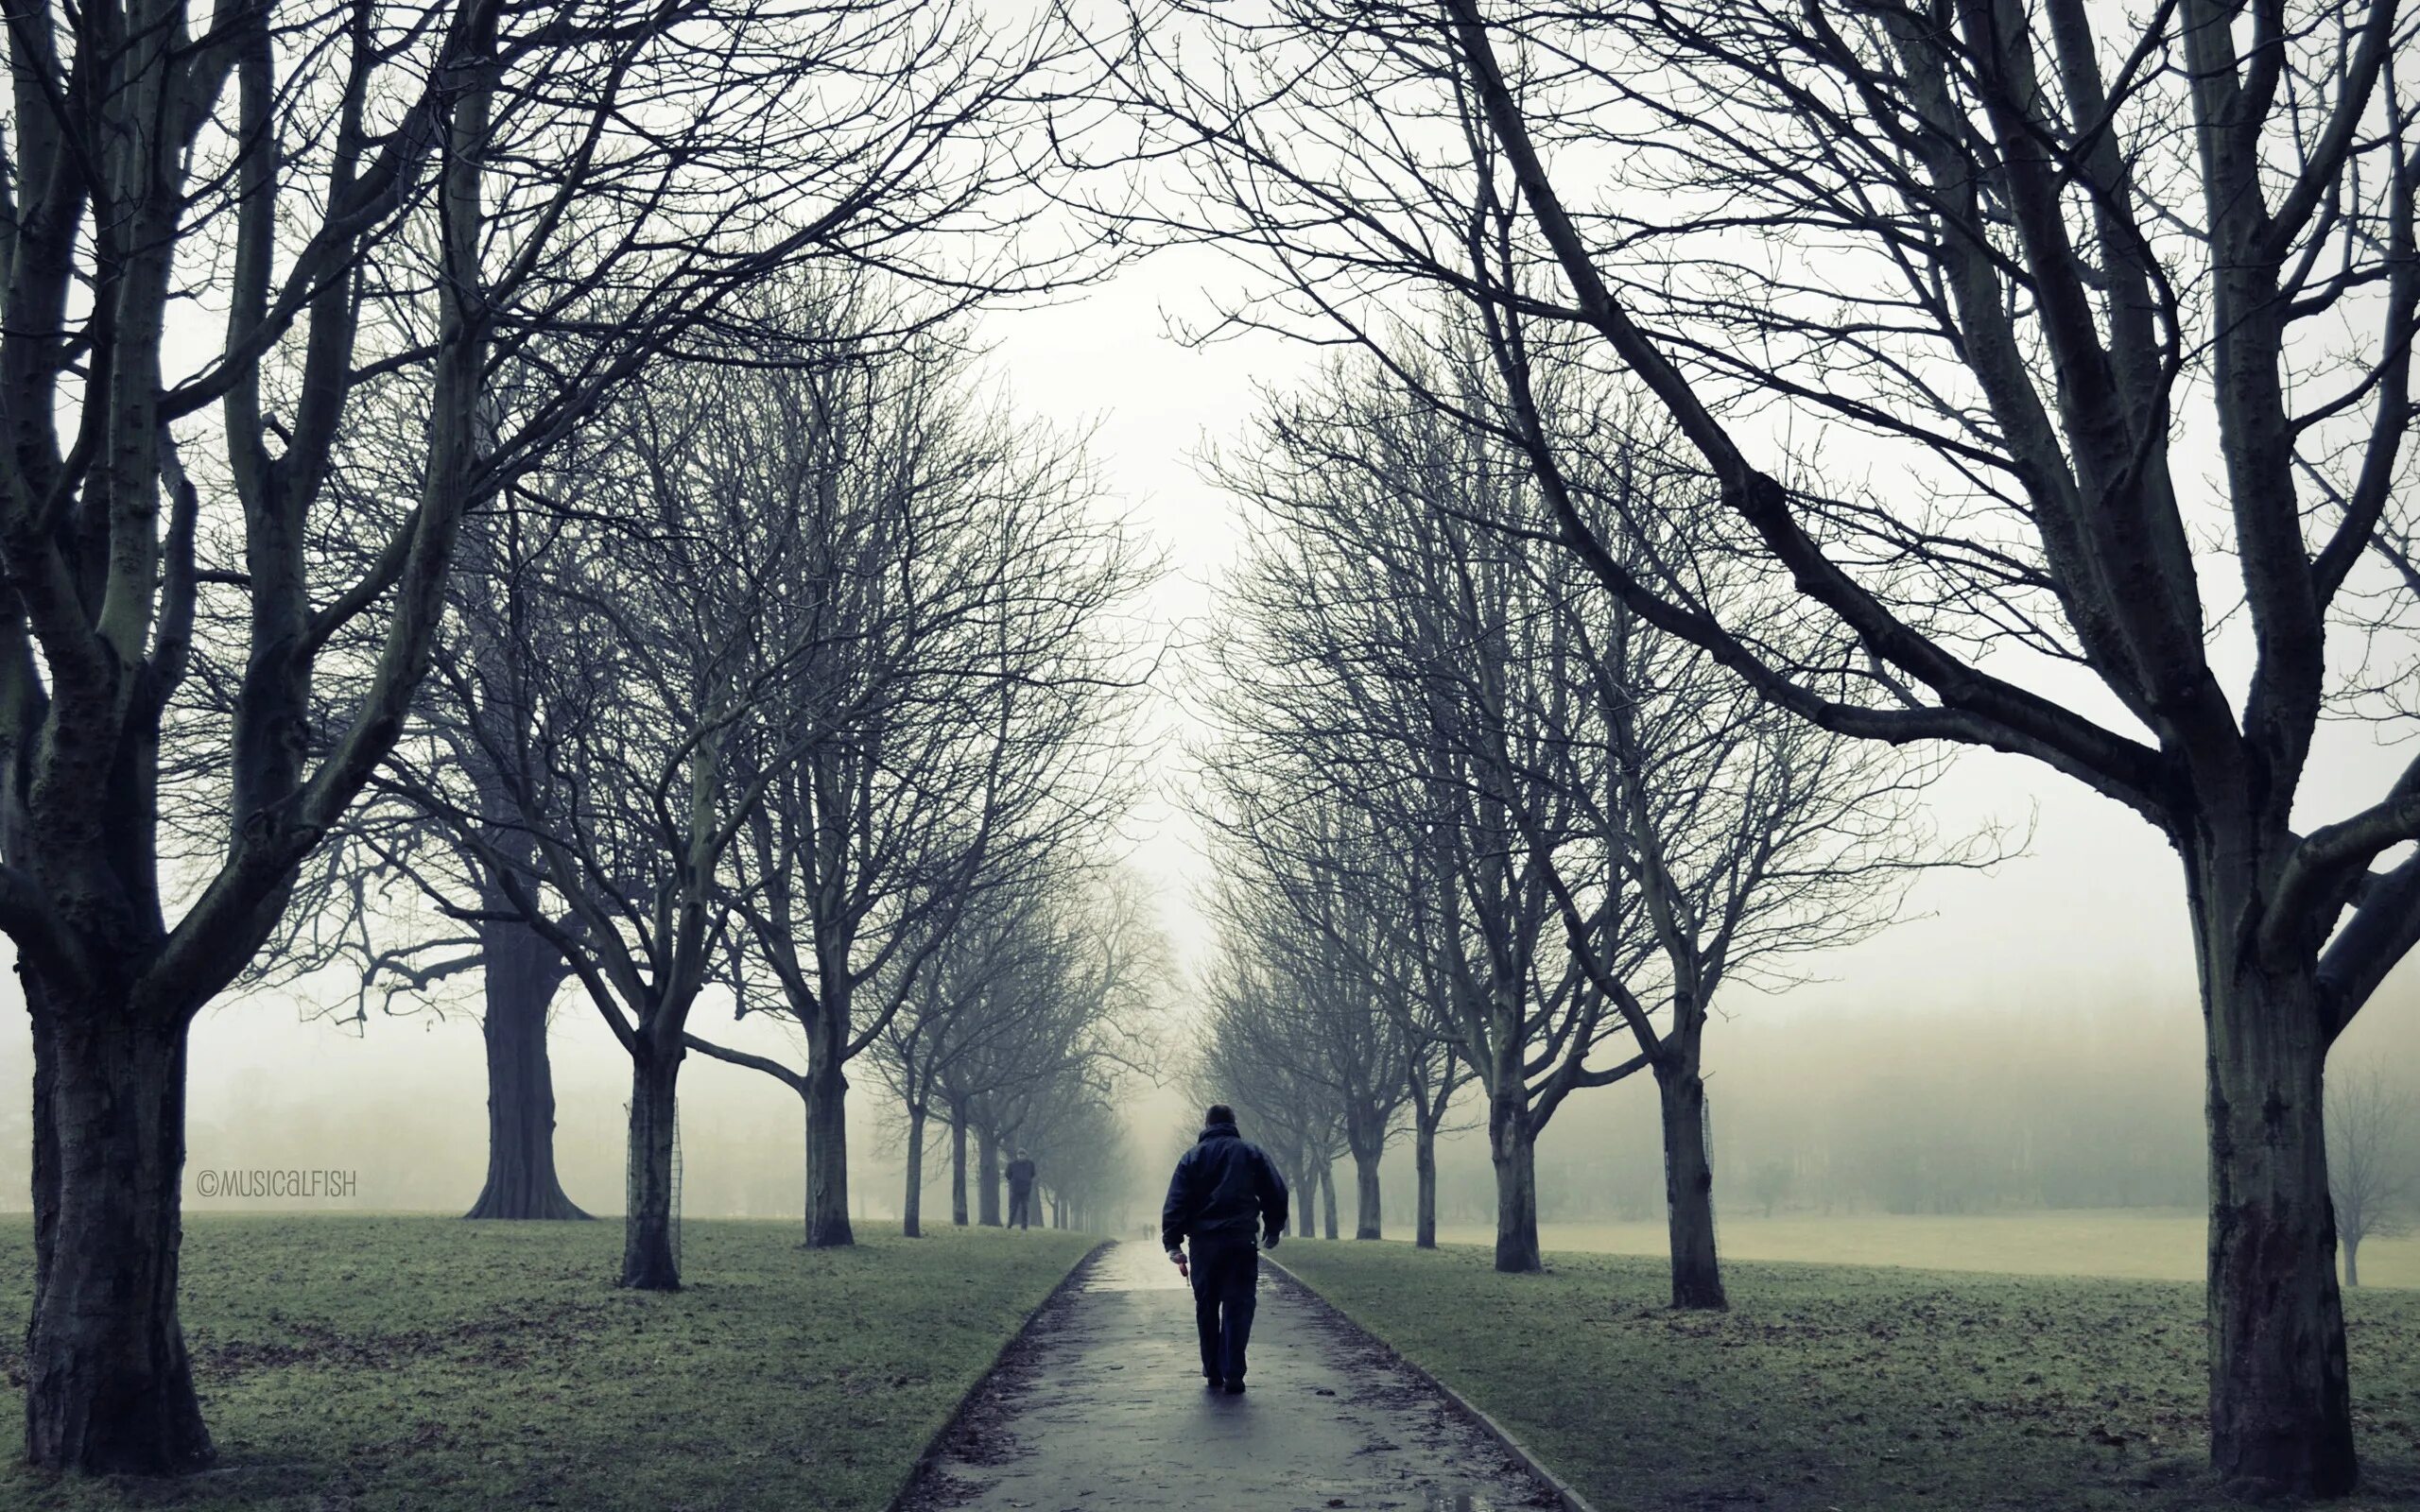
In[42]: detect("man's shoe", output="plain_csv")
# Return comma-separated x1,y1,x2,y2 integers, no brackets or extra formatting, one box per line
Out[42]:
1222,1379,1246,1395
1203,1376,1223,1389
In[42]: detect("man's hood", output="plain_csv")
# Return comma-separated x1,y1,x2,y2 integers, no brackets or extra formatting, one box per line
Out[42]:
1198,1120,1241,1142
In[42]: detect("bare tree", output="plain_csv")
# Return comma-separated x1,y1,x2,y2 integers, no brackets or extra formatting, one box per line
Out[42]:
2,0,1088,1468
677,340,1151,1248
395,352,917,1288
1204,364,1656,1271
1020,1094,1133,1231
1194,950,1345,1238
1110,0,2420,1487
1517,391,1960,1309
1344,804,1478,1250
1401,1021,1472,1249
1201,795,1417,1240
235,647,595,1224
2327,1063,2415,1288
1205,351,1950,1297
1553,599,1944,1308
928,869,1167,1226
871,887,1068,1237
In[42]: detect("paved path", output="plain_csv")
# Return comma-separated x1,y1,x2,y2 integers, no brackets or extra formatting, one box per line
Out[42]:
903,1240,1562,1512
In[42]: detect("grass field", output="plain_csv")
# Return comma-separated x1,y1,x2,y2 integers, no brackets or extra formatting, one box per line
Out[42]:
1436,1210,2420,1288
0,1216,1093,1512
1280,1239,2420,1511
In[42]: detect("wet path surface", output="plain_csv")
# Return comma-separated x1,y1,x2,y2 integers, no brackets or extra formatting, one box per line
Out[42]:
902,1240,1563,1512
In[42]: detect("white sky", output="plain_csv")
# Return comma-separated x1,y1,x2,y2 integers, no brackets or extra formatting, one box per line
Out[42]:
977,249,2418,1022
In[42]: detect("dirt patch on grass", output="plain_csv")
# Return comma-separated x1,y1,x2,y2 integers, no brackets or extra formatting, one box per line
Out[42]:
190,1299,616,1381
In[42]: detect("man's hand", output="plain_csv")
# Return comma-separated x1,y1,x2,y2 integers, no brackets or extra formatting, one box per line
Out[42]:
1263,1231,1280,1250
1166,1247,1184,1264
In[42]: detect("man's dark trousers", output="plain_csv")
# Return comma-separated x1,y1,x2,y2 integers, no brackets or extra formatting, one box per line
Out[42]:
1190,1236,1259,1383
1008,1188,1033,1228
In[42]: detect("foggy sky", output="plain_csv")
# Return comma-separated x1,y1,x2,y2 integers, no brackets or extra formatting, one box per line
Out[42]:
0,246,2411,1220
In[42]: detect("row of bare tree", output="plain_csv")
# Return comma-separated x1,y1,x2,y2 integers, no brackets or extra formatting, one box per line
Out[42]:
1191,348,1952,1306
0,0,1130,1474
273,305,1158,1286
1100,0,2420,1493
873,868,1167,1236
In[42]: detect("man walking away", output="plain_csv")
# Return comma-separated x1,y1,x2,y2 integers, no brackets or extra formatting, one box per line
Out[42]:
1006,1150,1038,1229
1162,1104,1288,1394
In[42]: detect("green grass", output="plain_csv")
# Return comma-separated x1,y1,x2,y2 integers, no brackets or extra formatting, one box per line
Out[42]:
1438,1211,2420,1288
0,1215,1093,1511
1279,1238,2420,1511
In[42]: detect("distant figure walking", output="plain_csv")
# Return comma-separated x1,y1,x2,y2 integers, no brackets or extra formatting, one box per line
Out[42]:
1006,1150,1039,1229
1161,1103,1289,1394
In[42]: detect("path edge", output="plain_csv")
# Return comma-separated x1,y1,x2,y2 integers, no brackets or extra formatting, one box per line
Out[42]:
886,1237,1113,1512
1266,1255,1604,1512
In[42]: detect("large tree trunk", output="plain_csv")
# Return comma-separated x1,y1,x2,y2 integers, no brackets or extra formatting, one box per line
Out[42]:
902,1103,927,1238
2343,1235,2361,1290
464,919,587,1221
2197,919,2353,1496
1488,1087,1542,1273
1656,1061,1726,1310
1351,1143,1384,1240
949,1113,970,1226
1414,1118,1439,1250
1345,1112,1384,1247
1322,1157,1340,1239
977,1125,1002,1227
621,1040,682,1290
803,1019,853,1248
1295,1159,1319,1237
23,993,214,1473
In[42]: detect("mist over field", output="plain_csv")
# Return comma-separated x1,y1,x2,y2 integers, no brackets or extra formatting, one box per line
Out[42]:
7,885,2411,1283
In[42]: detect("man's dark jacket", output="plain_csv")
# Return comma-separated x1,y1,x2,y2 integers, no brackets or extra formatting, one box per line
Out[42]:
1161,1120,1288,1251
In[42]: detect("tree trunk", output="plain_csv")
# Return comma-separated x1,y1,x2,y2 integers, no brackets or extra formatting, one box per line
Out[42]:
1656,1062,1726,1310
464,919,587,1220
23,995,214,1473
1322,1157,1340,1239
803,1024,853,1248
621,1040,682,1290
1414,1117,1439,1249
2199,934,2354,1496
1489,1087,1542,1273
1295,1159,1319,1237
2343,1234,2361,1289
903,1104,927,1238
977,1125,1002,1226
949,1114,970,1226
1351,1142,1384,1240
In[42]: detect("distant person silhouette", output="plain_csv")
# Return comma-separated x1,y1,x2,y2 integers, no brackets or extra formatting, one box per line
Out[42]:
1006,1150,1038,1229
1161,1104,1289,1393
